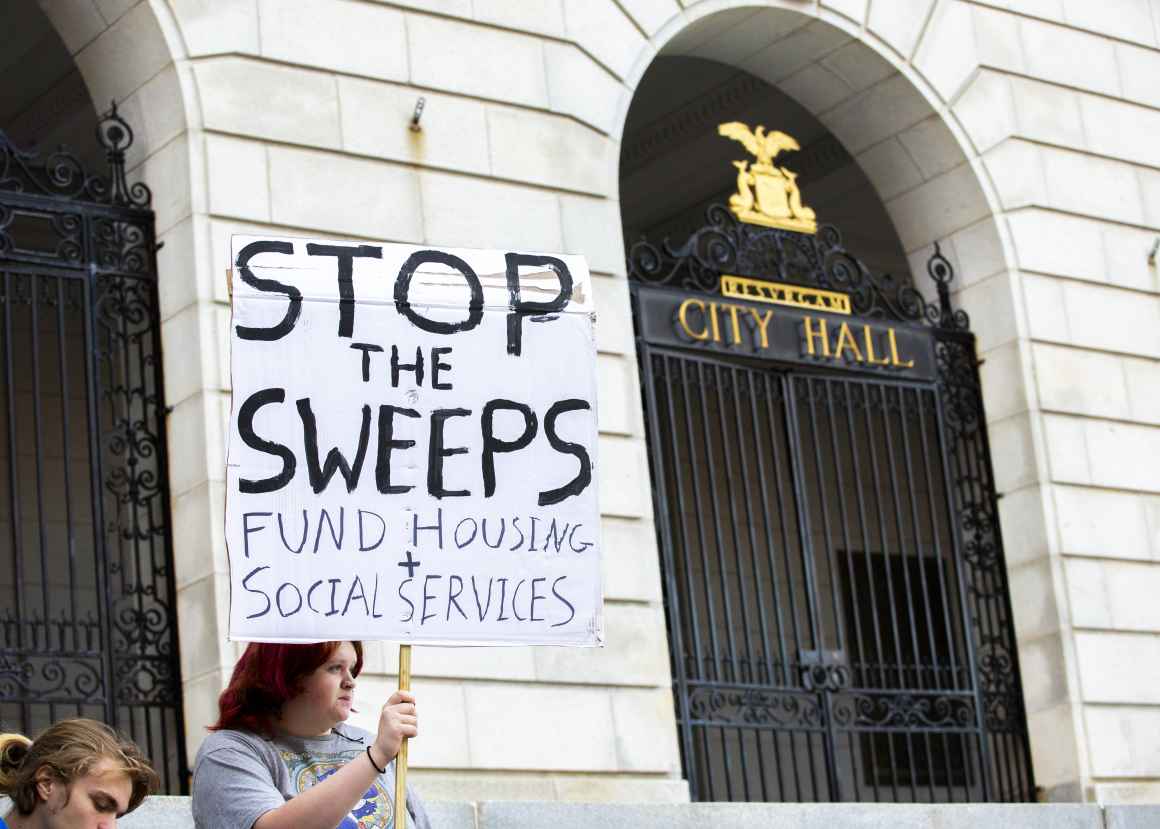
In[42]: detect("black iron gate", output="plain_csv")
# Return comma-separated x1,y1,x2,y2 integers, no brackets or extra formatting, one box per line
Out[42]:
0,106,187,792
629,207,1034,802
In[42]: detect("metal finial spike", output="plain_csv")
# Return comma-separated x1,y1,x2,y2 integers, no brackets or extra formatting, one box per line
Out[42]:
925,240,956,328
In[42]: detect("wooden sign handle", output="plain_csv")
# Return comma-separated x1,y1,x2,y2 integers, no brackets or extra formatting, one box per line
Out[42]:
394,644,411,829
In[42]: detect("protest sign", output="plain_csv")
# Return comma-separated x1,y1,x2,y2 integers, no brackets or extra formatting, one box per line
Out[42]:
225,236,603,647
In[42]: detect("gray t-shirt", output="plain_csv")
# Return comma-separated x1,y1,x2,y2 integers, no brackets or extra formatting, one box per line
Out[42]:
191,723,431,829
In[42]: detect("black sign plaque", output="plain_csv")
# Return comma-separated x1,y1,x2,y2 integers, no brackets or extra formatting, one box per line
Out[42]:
634,284,937,382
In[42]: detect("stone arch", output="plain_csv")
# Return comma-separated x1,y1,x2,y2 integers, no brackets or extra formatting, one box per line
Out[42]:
610,3,1016,316
611,0,1065,799
34,1,196,197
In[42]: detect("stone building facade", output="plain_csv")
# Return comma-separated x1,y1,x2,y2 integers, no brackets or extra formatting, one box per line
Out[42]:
3,0,1160,807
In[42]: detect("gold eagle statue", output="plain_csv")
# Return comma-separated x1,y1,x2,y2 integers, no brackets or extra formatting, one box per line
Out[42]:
717,122,801,166
717,121,816,234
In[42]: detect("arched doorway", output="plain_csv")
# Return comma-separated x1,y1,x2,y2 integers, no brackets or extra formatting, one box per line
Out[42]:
0,1,187,792
621,9,1033,804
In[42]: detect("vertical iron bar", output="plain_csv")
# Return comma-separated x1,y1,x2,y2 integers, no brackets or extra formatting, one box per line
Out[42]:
82,260,116,729
968,372,1032,801
965,416,1011,799
773,732,793,800
676,358,721,800
710,363,757,686
693,360,741,686
3,271,30,730
897,389,943,801
823,380,864,675
932,374,992,802
691,362,737,800
697,726,712,800
841,380,884,802
644,349,699,796
860,385,903,801
126,279,155,777
805,378,848,656
966,426,1017,800
143,228,191,793
727,365,774,684
722,365,771,794
802,376,852,802
744,369,790,685
759,373,800,687
876,385,924,799
784,375,840,801
915,392,963,687
960,731,977,802
679,359,723,684
115,274,137,743
822,379,869,802
29,278,52,659
761,373,809,799
916,389,969,801
55,278,78,647
878,386,924,694
957,409,994,764
899,391,942,689
962,413,1016,799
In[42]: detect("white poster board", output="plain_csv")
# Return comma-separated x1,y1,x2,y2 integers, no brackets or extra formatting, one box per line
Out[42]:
225,236,602,647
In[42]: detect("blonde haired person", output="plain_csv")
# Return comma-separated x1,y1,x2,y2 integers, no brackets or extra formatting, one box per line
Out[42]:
0,719,157,829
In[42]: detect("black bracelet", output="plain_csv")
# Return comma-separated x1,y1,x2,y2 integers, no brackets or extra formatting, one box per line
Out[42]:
366,745,387,774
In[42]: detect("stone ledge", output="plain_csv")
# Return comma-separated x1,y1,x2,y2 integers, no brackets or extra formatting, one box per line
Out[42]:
1106,805,1160,829
107,797,1122,828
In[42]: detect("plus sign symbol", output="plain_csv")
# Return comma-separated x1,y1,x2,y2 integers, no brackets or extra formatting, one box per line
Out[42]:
397,550,421,578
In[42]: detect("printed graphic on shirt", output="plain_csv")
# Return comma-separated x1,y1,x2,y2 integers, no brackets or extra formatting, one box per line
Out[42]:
280,749,393,829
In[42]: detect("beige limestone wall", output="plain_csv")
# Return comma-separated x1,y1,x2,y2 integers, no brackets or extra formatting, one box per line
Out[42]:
41,0,1160,805
920,1,1160,805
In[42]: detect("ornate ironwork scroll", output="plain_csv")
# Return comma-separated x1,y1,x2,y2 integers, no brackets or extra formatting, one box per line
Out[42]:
831,691,976,732
627,203,970,331
0,102,150,208
0,104,186,792
688,683,824,731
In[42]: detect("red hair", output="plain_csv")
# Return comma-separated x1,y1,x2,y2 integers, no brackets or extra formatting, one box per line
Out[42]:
210,641,364,735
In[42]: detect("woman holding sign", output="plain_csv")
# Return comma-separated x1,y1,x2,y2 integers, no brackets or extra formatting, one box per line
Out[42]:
191,640,429,829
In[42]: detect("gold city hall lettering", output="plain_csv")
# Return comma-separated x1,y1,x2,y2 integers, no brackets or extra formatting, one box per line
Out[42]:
677,298,773,348
678,298,711,341
801,315,915,369
803,315,829,357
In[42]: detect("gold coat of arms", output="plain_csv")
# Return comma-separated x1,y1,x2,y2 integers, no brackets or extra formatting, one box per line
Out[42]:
718,122,817,234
